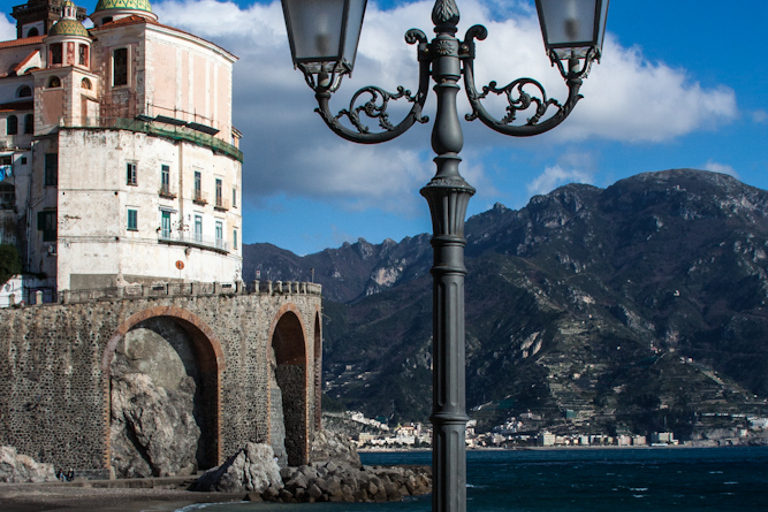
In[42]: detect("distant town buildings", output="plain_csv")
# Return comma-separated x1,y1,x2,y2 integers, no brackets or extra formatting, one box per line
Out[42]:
0,0,242,304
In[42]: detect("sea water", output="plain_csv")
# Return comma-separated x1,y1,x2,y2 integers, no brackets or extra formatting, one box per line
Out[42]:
174,446,768,512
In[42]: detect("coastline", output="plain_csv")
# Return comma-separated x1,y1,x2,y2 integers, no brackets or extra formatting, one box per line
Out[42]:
0,481,245,512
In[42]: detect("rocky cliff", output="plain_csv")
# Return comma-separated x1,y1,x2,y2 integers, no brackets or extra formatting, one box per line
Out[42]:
244,169,768,436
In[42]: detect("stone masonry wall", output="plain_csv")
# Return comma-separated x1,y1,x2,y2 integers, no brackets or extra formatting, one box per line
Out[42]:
0,282,321,474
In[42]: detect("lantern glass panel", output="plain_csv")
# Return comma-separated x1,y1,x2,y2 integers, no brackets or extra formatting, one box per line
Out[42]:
537,0,607,59
283,0,346,64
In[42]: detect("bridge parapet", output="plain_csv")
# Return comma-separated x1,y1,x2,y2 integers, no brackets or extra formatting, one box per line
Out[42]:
48,280,322,305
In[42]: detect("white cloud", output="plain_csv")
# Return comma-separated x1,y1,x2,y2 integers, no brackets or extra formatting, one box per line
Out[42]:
702,160,738,178
527,165,593,197
753,110,768,124
146,0,742,212
0,14,16,41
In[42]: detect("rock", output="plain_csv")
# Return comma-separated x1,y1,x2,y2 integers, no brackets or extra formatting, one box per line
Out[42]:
193,443,282,494
110,372,201,478
0,446,57,483
311,430,361,468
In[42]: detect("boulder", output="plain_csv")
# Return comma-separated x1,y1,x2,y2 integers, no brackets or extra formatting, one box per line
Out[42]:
0,446,57,483
110,372,201,478
193,443,282,494
311,429,361,468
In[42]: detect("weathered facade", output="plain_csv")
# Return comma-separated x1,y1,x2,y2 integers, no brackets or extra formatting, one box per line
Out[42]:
1,0,243,300
0,281,323,477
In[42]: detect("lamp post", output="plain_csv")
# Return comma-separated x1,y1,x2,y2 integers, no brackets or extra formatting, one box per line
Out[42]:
281,1,608,512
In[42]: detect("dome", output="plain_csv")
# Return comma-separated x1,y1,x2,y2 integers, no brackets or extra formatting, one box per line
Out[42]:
94,0,153,13
48,19,89,38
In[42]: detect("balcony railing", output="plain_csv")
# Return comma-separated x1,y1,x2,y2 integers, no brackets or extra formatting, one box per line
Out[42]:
62,117,244,163
214,197,230,211
158,231,228,253
193,190,207,205
159,185,176,199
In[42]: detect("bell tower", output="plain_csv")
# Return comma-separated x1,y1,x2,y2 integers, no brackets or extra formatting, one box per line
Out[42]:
11,0,87,39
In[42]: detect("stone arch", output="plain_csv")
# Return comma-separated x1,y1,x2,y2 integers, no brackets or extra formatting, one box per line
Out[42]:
267,304,309,466
314,309,322,430
102,306,225,477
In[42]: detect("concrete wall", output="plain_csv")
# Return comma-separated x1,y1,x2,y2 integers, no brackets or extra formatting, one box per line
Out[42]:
0,281,322,475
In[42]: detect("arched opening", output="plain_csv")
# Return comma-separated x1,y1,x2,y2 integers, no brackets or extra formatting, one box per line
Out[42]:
269,308,308,466
103,309,224,478
27,27,39,37
48,76,61,88
314,312,322,430
82,77,92,90
16,85,31,98
23,114,33,134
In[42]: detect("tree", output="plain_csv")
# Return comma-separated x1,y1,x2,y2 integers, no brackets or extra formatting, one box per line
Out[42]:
0,243,22,286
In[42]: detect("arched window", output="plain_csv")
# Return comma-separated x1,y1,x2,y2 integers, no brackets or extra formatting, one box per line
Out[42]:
17,85,32,98
27,27,39,37
7,115,18,135
81,78,92,90
48,76,61,88
24,114,33,135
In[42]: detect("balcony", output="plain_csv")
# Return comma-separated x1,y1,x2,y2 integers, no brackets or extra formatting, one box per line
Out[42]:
158,231,228,254
214,197,230,212
159,185,176,199
193,190,207,206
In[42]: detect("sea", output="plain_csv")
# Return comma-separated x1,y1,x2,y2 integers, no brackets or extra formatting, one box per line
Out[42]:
174,447,768,512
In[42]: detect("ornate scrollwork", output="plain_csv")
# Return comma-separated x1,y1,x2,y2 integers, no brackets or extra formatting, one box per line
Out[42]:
461,24,584,137
311,29,431,144
335,85,422,134
469,78,561,126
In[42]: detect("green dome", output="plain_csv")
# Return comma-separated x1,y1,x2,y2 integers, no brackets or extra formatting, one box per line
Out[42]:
49,19,89,37
94,0,153,13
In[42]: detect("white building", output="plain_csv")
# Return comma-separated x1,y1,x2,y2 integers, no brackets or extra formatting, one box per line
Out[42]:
0,0,242,300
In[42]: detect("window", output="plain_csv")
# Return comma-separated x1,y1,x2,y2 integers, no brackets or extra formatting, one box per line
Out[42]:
17,86,31,98
44,153,58,186
194,215,202,243
78,44,88,66
23,114,33,134
113,48,127,86
194,171,203,202
215,221,223,249
7,115,17,135
48,76,61,88
0,184,15,208
127,209,138,231
233,228,238,250
232,187,237,208
126,162,137,185
37,210,57,241
161,211,171,238
215,178,222,207
81,78,91,90
161,165,170,194
50,43,62,65
27,27,39,37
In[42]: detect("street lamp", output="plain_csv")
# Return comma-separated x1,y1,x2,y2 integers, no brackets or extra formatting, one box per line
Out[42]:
281,1,608,512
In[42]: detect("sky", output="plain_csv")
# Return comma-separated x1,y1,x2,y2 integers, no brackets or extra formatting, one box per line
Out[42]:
1,0,767,255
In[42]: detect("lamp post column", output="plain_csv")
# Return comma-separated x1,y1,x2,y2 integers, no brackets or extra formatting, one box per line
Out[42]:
420,2,474,512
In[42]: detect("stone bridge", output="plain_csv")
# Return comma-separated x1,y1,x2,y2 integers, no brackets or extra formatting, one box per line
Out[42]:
0,280,322,478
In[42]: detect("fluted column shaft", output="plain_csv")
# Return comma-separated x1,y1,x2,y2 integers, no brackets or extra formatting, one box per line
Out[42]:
420,2,475,512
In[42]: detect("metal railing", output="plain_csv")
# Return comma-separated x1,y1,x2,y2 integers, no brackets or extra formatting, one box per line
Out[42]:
63,117,244,163
158,231,229,253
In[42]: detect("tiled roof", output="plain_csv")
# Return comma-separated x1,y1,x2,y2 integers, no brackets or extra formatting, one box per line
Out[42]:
0,36,45,49
94,0,152,12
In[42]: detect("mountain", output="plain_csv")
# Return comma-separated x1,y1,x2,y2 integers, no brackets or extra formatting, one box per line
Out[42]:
244,169,768,438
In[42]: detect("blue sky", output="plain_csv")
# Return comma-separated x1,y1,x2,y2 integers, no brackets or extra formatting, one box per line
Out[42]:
2,0,767,255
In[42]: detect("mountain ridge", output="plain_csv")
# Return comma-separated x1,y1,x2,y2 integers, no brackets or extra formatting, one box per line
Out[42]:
244,169,768,438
